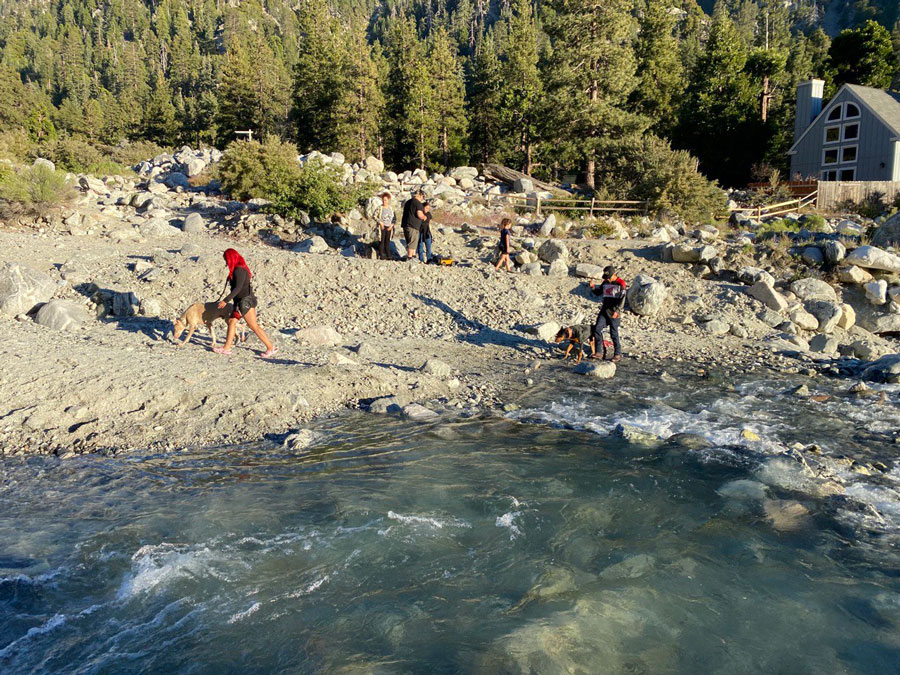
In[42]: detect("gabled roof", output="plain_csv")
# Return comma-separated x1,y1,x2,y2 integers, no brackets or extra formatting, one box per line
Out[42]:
788,83,900,154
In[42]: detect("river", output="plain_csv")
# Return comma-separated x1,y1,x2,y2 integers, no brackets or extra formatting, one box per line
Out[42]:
2,365,899,673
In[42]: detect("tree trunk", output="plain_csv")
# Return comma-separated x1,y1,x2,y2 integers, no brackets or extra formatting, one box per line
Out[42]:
586,74,598,189
761,75,771,122
442,126,448,170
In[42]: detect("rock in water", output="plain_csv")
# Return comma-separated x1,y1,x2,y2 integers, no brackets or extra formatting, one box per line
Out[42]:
0,262,56,316
626,274,668,316
34,299,91,331
573,361,616,378
402,404,439,421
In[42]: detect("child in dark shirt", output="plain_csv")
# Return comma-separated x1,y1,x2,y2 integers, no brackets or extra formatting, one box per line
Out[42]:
494,218,513,272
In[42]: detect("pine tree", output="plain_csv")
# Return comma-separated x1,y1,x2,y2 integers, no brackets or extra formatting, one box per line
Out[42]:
293,1,346,152
829,20,896,89
467,33,503,164
141,70,178,145
499,0,543,174
334,28,384,162
385,17,434,169
427,27,468,169
631,0,684,135
546,0,642,188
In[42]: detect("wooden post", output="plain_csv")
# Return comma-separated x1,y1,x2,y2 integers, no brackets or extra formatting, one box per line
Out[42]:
757,205,762,220
589,197,595,218
536,195,542,217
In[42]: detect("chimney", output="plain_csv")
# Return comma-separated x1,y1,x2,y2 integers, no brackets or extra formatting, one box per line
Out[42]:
794,79,824,143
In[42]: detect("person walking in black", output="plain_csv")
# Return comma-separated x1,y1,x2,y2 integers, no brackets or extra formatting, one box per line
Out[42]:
495,217,513,272
589,266,626,362
401,189,427,261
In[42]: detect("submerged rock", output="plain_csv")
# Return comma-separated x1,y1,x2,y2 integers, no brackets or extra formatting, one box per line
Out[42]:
572,361,616,379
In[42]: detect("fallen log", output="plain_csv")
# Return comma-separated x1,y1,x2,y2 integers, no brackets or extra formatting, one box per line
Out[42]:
481,163,566,195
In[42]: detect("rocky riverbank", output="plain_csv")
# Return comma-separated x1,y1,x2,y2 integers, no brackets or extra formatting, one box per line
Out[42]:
3,154,900,456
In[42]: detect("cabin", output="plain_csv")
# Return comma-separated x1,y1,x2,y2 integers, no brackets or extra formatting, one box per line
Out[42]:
788,79,900,182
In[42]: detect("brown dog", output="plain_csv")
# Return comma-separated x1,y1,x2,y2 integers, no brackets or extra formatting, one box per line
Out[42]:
172,302,245,347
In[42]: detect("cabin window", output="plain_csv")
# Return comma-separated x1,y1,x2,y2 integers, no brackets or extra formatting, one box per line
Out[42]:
820,170,838,181
841,145,858,163
845,103,860,118
843,123,859,141
824,126,840,143
839,168,856,180
823,148,839,165
827,105,843,121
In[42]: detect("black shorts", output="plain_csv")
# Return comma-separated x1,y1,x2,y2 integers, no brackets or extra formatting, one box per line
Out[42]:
232,295,257,320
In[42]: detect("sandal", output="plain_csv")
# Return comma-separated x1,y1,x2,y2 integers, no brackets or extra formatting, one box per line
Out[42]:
212,346,232,356
258,346,279,359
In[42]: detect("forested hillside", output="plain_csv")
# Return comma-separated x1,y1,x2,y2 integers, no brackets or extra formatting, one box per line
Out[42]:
0,0,898,189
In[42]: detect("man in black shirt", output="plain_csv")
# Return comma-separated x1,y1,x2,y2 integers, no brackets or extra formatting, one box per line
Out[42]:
589,266,626,362
401,189,427,261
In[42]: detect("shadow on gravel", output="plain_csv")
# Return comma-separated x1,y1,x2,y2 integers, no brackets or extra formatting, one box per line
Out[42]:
413,294,547,353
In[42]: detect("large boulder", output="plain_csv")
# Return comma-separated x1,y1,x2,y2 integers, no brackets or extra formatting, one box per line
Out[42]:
802,246,824,266
844,245,900,273
822,240,846,265
296,325,342,346
837,303,856,330
527,321,561,342
295,236,329,254
788,305,819,331
860,353,900,383
749,281,788,312
738,267,775,287
547,259,569,277
537,239,569,264
539,213,557,237
803,299,842,334
163,172,190,190
870,212,900,248
865,279,888,305
78,175,107,194
512,177,534,193
184,158,206,178
789,278,837,302
838,265,873,285
626,274,668,316
364,156,384,174
34,299,91,331
421,358,452,377
0,262,56,316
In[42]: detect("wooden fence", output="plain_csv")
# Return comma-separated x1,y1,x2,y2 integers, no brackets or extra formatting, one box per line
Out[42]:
747,180,819,198
487,192,648,217
817,181,900,211
730,190,819,220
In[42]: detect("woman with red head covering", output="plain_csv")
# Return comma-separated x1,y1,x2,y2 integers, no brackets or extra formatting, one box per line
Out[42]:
214,248,277,358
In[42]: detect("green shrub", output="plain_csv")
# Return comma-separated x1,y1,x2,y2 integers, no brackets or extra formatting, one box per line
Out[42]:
594,135,726,223
37,137,136,176
107,140,168,168
801,214,826,231
269,159,376,221
0,129,34,161
0,163,75,215
219,136,374,221
218,136,301,202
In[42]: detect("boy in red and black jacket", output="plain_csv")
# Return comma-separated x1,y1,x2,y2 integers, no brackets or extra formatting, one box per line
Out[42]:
589,266,626,362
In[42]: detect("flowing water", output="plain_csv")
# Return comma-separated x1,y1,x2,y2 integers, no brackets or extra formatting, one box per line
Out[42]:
2,366,900,674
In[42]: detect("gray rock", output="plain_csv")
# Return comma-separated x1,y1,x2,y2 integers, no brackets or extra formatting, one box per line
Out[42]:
402,403,439,421
809,334,839,354
512,177,534,193
283,429,324,450
572,361,616,378
0,262,56,316
547,259,569,277
185,158,206,178
749,281,788,312
860,353,900,382
730,323,749,338
182,212,205,234
852,340,883,360
612,424,661,445
802,246,824,266
521,262,543,276
33,157,55,172
527,321,561,342
757,308,783,328
700,319,730,335
140,298,162,317
738,267,775,286
536,239,569,264
369,396,405,415
295,325,342,346
626,274,668,316
539,213,557,237
672,244,716,263
844,245,900,273
574,263,605,279
871,212,900,248
131,192,154,210
111,291,139,317
837,303,856,330
34,299,91,331
788,305,819,331
180,241,202,258
803,299,843,333
78,175,107,194
295,236,329,254
858,313,900,334
421,358,452,377
838,265,873,284
164,172,190,190
865,279,888,305
140,219,182,238
822,240,846,265
790,278,837,302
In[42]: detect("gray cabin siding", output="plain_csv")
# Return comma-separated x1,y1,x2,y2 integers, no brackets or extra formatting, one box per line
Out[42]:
790,87,898,181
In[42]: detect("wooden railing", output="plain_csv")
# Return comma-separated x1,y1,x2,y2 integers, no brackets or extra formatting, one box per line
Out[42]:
730,190,819,220
487,192,648,217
